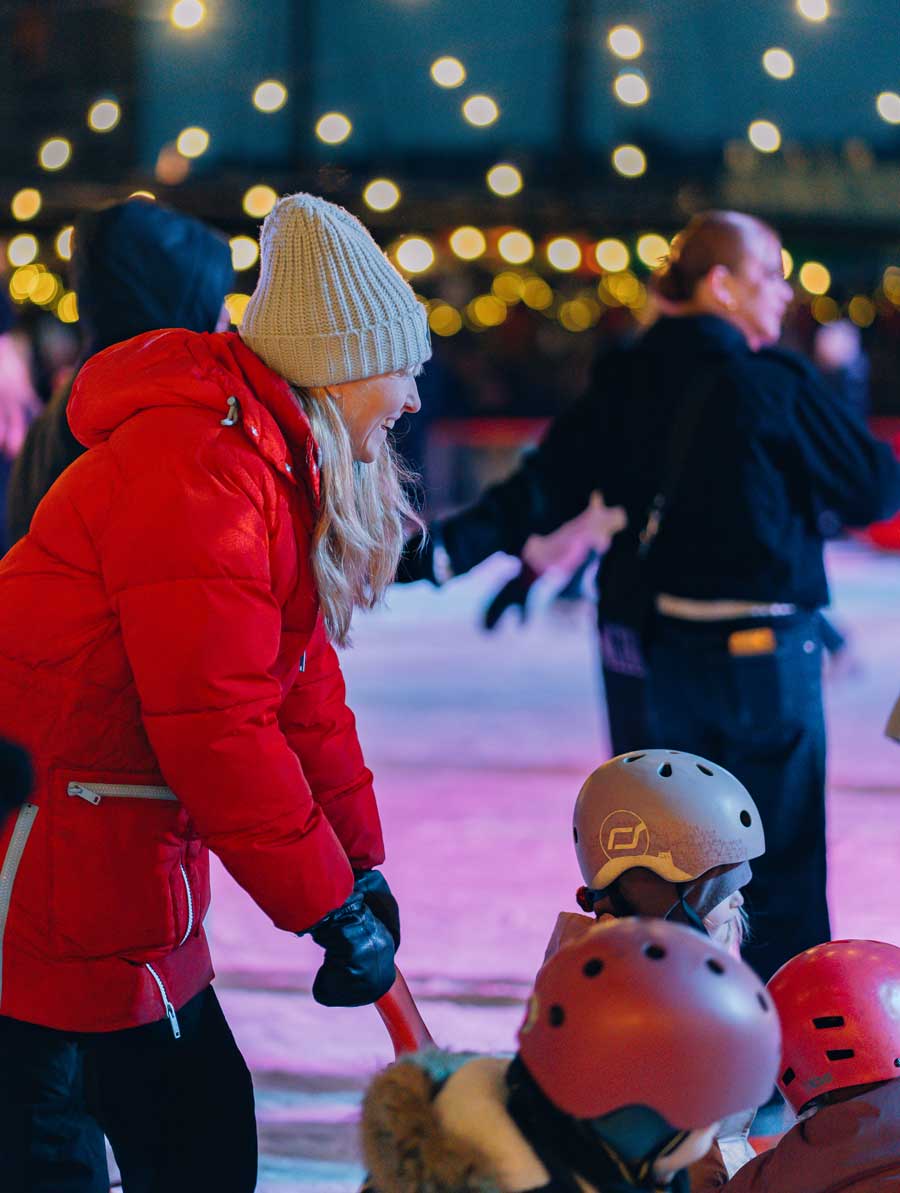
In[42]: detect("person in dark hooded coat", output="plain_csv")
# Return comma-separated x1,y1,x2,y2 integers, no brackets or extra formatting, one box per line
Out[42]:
6,197,234,546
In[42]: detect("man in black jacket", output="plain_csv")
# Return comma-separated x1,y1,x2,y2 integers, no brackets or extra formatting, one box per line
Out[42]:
401,212,900,982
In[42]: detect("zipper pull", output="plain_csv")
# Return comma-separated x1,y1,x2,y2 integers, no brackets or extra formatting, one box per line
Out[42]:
164,1000,182,1040
67,783,101,805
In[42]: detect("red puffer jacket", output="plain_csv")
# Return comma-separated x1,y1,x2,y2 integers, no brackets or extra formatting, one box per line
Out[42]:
0,329,384,1033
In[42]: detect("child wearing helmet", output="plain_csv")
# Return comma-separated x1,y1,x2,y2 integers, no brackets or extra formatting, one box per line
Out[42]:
546,749,765,963
695,939,900,1193
361,918,781,1193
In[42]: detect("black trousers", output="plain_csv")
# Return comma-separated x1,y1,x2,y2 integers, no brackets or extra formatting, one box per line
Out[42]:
0,985,257,1193
643,612,831,982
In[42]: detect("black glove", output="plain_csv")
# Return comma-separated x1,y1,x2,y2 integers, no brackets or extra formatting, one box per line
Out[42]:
395,529,438,585
306,889,396,1007
483,563,538,631
353,869,400,950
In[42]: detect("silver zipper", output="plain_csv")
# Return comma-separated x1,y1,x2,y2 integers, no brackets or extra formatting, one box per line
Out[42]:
178,863,194,947
145,963,181,1039
0,803,38,1004
67,782,177,805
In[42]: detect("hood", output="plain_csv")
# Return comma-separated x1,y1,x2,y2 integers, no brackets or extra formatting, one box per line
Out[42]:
74,199,234,360
67,329,318,493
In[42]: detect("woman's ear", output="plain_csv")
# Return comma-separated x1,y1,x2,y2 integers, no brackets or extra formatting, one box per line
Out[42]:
704,264,739,311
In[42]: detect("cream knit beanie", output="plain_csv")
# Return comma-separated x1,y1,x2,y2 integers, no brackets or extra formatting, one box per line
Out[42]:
240,192,431,388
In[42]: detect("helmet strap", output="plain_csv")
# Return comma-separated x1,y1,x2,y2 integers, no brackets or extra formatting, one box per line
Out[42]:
671,883,709,935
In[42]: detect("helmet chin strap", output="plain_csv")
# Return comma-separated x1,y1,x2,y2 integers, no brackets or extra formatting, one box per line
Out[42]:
671,883,708,935
577,881,708,937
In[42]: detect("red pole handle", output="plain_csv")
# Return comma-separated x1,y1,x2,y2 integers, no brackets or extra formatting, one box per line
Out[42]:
375,967,434,1058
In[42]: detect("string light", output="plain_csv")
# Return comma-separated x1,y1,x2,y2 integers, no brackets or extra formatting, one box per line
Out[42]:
781,248,794,279
486,164,523,196
594,239,630,272
796,0,829,21
497,230,534,265
315,112,352,144
253,81,288,114
129,190,156,200
607,26,643,60
848,295,876,327
430,57,466,88
546,237,581,271
57,292,79,323
224,293,250,326
811,295,839,323
876,92,900,124
242,185,277,218
462,95,499,127
748,120,781,152
55,226,74,260
229,236,259,271
559,299,598,332
11,189,41,221
31,273,60,306
522,276,553,310
636,233,669,268
396,238,435,273
7,234,39,267
468,295,507,327
9,266,41,302
799,261,831,294
170,0,206,30
492,273,524,304
429,303,462,336
363,179,401,212
762,49,795,80
39,138,71,171
612,145,647,177
176,127,210,157
614,73,649,106
88,100,121,132
449,226,486,260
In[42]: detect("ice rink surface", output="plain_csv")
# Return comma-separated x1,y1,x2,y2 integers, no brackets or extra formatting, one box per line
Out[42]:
207,541,900,1191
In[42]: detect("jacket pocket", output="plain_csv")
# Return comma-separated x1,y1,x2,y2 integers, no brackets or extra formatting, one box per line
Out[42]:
49,770,195,963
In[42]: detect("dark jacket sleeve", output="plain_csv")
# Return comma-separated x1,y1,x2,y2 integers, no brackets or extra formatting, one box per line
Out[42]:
774,350,900,528
439,359,619,576
7,375,83,545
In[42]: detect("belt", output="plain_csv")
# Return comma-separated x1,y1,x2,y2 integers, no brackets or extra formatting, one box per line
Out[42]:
656,594,798,622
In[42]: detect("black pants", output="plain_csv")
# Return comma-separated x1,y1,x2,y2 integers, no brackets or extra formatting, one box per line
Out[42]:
643,613,831,982
0,986,257,1193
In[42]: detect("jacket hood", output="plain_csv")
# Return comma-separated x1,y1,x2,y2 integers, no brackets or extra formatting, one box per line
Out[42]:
74,199,234,360
67,329,319,492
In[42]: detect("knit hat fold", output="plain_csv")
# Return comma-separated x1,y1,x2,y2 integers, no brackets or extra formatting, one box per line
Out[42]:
240,193,431,387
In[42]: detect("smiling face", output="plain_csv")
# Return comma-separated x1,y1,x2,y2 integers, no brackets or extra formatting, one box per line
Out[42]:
332,368,422,463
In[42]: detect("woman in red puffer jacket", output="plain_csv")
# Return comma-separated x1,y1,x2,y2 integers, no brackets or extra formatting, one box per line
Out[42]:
0,193,430,1193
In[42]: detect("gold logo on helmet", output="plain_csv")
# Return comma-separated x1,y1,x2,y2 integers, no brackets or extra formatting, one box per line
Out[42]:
600,810,650,858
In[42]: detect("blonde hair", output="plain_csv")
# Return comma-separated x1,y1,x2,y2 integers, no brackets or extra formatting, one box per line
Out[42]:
292,385,423,646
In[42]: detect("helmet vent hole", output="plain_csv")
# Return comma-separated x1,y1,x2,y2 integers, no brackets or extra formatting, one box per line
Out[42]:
706,958,726,975
658,763,673,778
757,993,770,1012
697,764,714,776
813,1016,844,1029
894,1059,900,1068
583,959,604,978
826,1049,855,1061
782,1067,796,1086
573,826,579,844
644,943,666,960
740,810,753,828
624,754,645,764
549,1004,566,1028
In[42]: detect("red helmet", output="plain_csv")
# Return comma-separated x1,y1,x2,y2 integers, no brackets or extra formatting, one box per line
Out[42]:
517,917,780,1128
768,939,900,1114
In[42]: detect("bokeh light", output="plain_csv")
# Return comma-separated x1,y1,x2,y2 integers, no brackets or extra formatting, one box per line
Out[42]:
9,266,41,302
224,293,250,326
31,273,60,306
449,226,486,260
546,237,581,271
492,272,524,304
559,298,600,332
848,295,876,327
39,138,72,171
11,189,41,222
7,234,39,267
522,276,553,310
468,295,507,328
129,190,157,201
636,233,670,268
243,185,278,218
315,112,352,144
396,237,435,273
796,0,829,21
57,292,79,323
748,120,781,152
462,95,499,127
614,73,649,106
430,57,466,88
88,99,121,132
55,226,74,260
176,126,210,158
781,248,794,279
799,260,831,294
762,49,795,80
607,25,643,60
363,179,401,212
486,164,523,197
429,303,463,336
811,295,839,323
230,236,259,271
612,145,647,178
497,230,534,265
170,0,206,30
876,92,900,124
253,80,288,113
594,238,630,272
